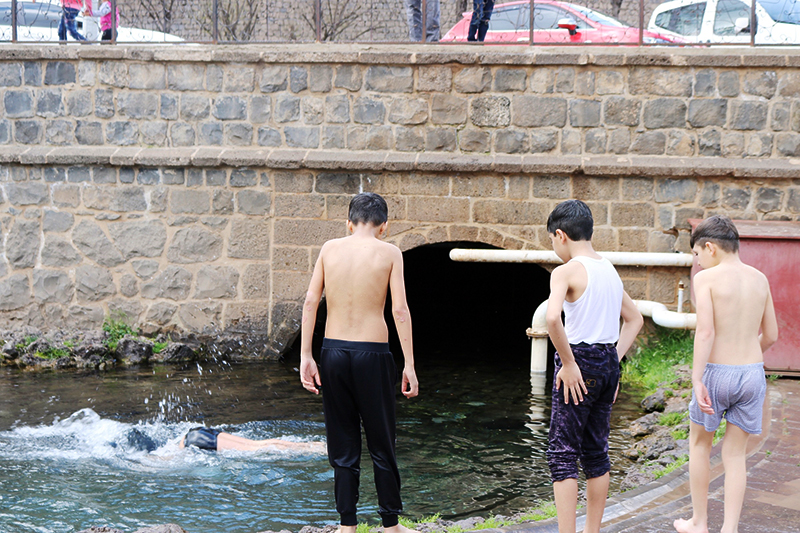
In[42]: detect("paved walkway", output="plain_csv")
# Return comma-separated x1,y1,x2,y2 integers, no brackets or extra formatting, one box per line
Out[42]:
490,379,800,533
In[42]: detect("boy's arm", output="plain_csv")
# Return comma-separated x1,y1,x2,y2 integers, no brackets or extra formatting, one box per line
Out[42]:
546,264,587,405
691,273,715,415
389,246,418,398
617,290,644,361
300,245,325,394
760,283,779,353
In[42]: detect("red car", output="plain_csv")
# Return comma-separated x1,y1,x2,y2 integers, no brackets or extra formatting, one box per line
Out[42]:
441,0,682,44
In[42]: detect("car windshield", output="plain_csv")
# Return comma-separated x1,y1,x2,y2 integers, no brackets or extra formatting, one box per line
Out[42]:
564,3,627,26
758,0,800,24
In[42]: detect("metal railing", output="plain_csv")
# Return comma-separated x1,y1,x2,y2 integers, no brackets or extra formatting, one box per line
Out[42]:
0,0,794,45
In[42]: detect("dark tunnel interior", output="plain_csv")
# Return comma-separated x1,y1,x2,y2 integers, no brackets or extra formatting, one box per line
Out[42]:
287,241,553,372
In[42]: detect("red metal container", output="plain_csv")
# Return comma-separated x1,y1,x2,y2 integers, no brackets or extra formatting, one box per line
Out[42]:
689,219,800,374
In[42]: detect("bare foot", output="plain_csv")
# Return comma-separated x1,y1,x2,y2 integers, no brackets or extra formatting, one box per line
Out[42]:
384,524,420,533
673,518,709,533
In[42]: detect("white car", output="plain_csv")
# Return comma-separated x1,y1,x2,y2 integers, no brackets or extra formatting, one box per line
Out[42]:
648,0,800,44
0,0,183,42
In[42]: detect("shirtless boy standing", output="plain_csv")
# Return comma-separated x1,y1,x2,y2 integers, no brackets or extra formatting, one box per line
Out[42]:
300,192,419,533
545,200,643,533
674,215,778,533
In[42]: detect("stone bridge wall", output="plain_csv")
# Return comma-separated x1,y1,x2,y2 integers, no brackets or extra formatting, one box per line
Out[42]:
1,45,799,356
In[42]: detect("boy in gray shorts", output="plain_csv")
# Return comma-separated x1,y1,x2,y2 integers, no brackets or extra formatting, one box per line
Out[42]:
674,215,779,533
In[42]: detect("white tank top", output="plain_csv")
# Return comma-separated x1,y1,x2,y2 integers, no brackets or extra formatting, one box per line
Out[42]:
563,256,624,345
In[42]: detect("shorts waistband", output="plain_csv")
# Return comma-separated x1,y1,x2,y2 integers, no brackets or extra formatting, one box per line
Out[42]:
572,342,617,350
322,337,391,353
706,362,764,370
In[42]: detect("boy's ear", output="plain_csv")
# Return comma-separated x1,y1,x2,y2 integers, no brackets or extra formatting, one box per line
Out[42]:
705,241,716,255
346,220,354,234
379,221,388,238
554,229,567,243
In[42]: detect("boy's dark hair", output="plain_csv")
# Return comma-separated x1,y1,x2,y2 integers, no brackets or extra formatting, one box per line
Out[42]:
690,215,739,253
547,200,594,241
348,192,388,226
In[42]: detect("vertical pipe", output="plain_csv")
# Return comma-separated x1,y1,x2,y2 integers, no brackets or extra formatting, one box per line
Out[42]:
315,0,321,42
529,300,549,373
677,281,686,313
421,0,427,42
638,0,644,45
212,0,218,43
11,0,17,43
529,0,534,45
110,0,117,43
750,0,756,46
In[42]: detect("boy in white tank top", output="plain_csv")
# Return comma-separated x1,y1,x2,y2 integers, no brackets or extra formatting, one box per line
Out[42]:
544,200,644,533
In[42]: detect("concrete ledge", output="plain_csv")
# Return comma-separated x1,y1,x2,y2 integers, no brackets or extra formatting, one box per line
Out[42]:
3,146,800,178
1,43,800,67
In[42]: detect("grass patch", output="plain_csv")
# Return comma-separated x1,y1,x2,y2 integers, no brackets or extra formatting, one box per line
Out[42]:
153,341,169,354
654,454,689,479
518,501,558,522
659,411,688,427
672,428,689,440
386,502,557,533
103,317,138,352
15,335,38,352
713,420,727,445
34,347,70,360
63,339,76,348
767,374,782,383
621,328,693,395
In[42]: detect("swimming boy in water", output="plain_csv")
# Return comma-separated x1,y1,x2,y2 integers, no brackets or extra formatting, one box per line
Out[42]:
300,192,419,533
544,200,643,533
180,427,325,453
674,215,778,533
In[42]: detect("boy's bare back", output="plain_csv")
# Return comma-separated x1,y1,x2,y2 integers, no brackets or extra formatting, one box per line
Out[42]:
693,261,774,366
318,234,402,343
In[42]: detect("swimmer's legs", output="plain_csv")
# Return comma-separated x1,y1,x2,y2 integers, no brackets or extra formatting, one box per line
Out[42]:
674,422,713,533
216,432,266,452
720,423,749,533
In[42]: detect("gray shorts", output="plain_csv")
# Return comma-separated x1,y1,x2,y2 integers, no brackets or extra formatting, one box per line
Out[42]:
689,362,766,435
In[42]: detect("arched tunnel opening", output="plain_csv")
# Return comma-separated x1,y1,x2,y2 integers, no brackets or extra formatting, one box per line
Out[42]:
287,241,553,375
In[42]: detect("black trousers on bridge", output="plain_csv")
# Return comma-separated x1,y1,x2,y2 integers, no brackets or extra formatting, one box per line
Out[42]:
320,337,402,527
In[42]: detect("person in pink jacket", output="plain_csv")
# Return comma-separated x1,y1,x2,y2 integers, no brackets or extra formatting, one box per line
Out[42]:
96,0,119,41
58,0,92,41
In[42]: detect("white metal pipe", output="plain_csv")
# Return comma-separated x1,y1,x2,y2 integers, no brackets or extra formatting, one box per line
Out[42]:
449,249,693,267
635,300,696,329
677,281,686,313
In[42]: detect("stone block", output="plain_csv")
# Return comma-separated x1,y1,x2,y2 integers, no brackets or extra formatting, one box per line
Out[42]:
160,94,178,120
667,130,696,156
730,101,767,130
14,119,43,144
249,95,271,123
268,94,298,124
425,128,456,151
431,94,467,124
45,119,72,144
274,219,344,246
308,65,332,92
629,68,692,97
512,96,567,127
408,197,470,223
401,174,448,196
52,183,80,207
533,176,569,199
285,126,320,148
75,120,103,145
168,64,205,91
365,66,413,93
44,62,76,85
99,61,128,88
569,99,602,127
6,181,47,205
530,130,559,153
698,129,721,156
322,125,345,149
747,132,773,157
688,99,727,128
302,97,323,125
418,66,452,92
141,122,168,146
180,94,210,121
67,166,91,183
167,226,223,263
494,69,527,92
272,271,312,301
33,269,73,304
743,71,777,98
630,131,666,155
177,302,222,332
289,66,308,93
120,274,138,298
643,98,687,129
229,219,271,258
395,126,425,152
45,167,65,183
75,265,115,302
0,63,22,87
530,68,555,93
611,202,655,226
0,274,31,311
596,71,623,95
194,265,239,299
145,301,177,325
388,98,429,125
108,220,167,259
454,67,491,93
212,96,247,120
722,185,751,210
721,132,745,157
561,129,582,154
66,90,92,117
334,65,362,91
618,228,648,252
353,97,386,124
94,88,115,118
6,219,40,268
43,210,74,232
694,69,716,97
473,199,549,225
452,176,504,198
788,189,800,213
776,132,800,156
755,187,783,212
459,129,490,152
106,121,138,145
324,94,350,123
585,128,606,154
141,266,192,300
621,177,653,201
556,68,575,93
237,190,271,215
132,259,159,280
494,129,528,154
273,247,308,272
471,96,510,127
224,123,253,146
366,126,393,150
315,172,360,194
118,92,159,120
655,178,698,203
67,304,104,329
35,89,64,117
257,126,282,147
71,220,124,266
576,71,595,95
573,176,618,200
275,194,325,218
129,63,166,90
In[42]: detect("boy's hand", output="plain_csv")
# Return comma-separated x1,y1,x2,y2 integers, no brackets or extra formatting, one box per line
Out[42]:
300,356,321,394
401,366,418,398
556,362,587,405
693,380,714,415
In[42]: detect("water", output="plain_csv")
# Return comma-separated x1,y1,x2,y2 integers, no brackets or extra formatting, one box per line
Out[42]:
0,354,643,532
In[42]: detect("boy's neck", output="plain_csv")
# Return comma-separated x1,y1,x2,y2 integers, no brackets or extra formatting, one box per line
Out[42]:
564,239,601,261
349,223,383,238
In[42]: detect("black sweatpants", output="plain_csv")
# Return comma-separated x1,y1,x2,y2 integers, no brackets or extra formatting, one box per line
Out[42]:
320,338,402,527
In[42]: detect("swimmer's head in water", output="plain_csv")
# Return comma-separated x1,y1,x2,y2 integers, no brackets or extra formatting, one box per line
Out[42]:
124,428,158,453
183,427,221,451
